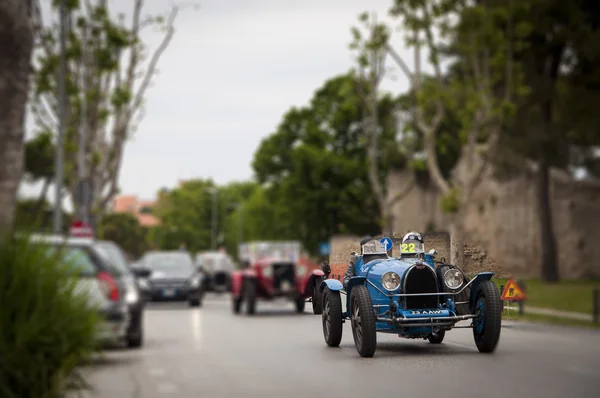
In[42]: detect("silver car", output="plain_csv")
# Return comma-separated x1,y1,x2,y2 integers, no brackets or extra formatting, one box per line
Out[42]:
29,234,130,345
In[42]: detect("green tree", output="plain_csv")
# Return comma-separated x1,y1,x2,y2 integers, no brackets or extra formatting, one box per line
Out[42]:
30,0,190,220
23,132,55,212
251,73,395,253
98,212,147,259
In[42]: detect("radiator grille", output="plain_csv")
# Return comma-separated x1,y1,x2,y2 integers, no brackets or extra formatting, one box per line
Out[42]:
404,265,439,310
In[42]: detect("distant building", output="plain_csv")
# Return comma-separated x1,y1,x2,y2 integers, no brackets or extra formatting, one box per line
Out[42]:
111,195,160,227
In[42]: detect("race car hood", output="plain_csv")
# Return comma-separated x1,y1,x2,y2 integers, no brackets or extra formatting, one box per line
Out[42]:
360,257,425,281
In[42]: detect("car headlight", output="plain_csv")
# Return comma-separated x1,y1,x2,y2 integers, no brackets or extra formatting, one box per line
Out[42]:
137,278,149,290
443,268,464,289
189,277,200,288
381,271,401,291
125,290,139,304
262,267,273,278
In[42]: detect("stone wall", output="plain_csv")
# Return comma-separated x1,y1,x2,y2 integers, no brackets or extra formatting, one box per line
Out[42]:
385,157,600,279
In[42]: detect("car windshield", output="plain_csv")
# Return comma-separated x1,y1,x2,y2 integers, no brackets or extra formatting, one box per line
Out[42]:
94,243,130,276
39,245,97,277
143,252,194,271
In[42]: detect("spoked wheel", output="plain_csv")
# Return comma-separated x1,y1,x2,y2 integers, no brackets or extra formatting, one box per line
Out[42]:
349,285,377,357
428,329,445,344
312,276,323,315
472,280,502,353
322,287,343,347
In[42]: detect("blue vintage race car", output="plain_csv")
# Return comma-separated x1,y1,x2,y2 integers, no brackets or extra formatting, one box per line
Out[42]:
319,237,501,357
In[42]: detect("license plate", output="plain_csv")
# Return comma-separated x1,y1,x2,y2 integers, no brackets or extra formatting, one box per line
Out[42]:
163,289,175,297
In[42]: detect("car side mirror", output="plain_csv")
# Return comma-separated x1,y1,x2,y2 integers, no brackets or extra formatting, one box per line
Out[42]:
132,267,151,278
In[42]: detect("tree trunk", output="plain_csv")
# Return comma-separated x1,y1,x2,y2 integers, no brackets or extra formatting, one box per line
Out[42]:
537,153,559,282
0,1,33,233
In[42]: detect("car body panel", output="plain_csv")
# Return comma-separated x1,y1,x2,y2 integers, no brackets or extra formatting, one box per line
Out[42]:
27,234,129,345
139,251,202,301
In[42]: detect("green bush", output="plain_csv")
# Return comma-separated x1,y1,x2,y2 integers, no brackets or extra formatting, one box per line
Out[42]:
0,235,100,398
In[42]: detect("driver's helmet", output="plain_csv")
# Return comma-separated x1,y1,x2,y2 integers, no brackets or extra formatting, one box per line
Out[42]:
401,232,425,256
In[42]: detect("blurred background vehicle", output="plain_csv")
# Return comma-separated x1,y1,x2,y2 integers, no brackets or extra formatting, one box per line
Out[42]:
232,241,325,315
195,250,235,293
135,250,204,307
29,234,130,347
94,240,149,348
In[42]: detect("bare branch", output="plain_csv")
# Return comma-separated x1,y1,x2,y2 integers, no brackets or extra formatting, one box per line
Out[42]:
385,44,415,87
387,176,415,206
127,5,178,126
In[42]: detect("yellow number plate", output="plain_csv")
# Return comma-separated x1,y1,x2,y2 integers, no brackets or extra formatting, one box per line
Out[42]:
401,243,416,253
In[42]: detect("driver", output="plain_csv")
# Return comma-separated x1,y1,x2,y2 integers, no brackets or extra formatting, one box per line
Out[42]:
343,235,373,289
400,232,425,258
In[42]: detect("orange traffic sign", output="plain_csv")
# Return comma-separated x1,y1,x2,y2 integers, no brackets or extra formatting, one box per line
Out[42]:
501,279,527,301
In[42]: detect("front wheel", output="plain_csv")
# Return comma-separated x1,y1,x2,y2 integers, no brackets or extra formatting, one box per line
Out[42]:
244,279,257,315
428,329,445,344
349,285,377,357
322,288,343,347
472,280,502,353
312,277,323,315
295,297,306,313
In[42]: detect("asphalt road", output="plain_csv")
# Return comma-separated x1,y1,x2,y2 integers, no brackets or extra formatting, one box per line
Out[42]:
81,293,600,398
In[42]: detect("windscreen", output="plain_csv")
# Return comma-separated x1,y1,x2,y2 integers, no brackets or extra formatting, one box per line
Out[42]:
94,243,129,276
143,252,194,270
41,245,97,277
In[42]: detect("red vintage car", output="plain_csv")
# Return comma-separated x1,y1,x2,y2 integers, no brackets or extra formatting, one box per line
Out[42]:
231,255,325,315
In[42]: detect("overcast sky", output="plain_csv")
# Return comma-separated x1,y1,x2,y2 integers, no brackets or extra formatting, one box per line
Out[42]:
22,0,418,201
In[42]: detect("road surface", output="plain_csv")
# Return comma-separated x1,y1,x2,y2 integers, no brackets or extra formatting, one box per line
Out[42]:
81,293,600,398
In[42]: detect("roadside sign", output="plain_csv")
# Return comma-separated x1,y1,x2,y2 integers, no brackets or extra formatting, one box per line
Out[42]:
70,220,94,238
501,278,527,301
319,242,331,256
380,237,393,251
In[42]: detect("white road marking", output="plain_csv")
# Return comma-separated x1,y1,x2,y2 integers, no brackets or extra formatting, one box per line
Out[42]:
565,365,598,378
157,383,178,394
148,368,166,377
190,308,202,350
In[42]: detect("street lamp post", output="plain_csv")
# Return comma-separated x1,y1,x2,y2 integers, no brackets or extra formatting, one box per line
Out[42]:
54,0,67,234
210,188,218,250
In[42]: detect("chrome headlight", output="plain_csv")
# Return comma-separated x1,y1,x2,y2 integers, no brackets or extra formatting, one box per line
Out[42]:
381,271,401,291
443,268,463,289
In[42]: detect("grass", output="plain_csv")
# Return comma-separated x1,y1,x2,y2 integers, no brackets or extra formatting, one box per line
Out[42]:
493,278,600,314
502,311,600,330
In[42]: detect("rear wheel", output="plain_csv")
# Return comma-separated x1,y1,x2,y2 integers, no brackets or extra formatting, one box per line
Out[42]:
311,277,323,314
350,285,377,358
244,279,257,315
322,287,343,347
472,280,502,353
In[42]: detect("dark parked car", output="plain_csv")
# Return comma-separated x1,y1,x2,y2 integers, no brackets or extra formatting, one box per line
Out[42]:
136,251,204,307
94,240,149,348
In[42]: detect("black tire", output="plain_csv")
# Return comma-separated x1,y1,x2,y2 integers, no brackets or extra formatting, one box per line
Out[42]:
472,280,502,353
349,285,377,357
312,277,323,315
428,329,445,344
126,312,144,348
322,288,343,347
232,296,242,314
244,279,257,315
295,297,306,313
189,298,201,307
